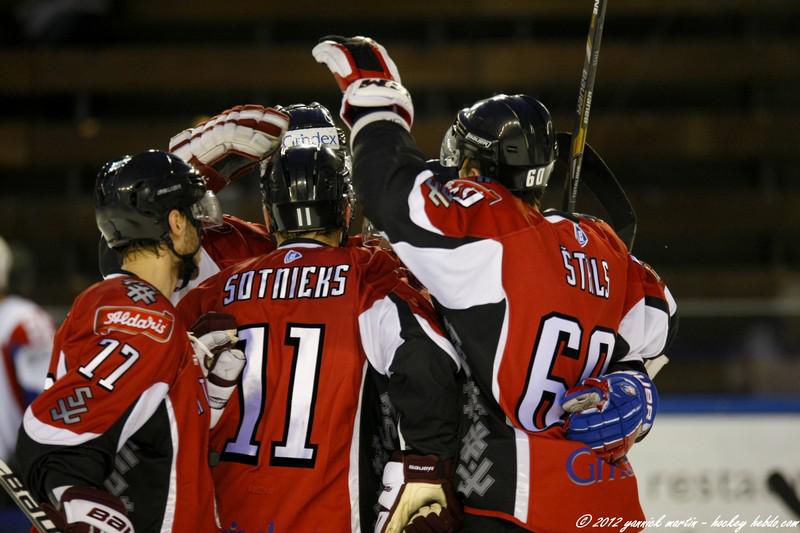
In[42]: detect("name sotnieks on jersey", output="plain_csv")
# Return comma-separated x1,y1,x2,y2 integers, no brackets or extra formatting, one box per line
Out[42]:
223,264,350,305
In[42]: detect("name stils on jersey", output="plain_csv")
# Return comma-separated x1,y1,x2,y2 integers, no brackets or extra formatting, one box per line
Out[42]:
560,245,611,299
222,263,349,304
350,121,678,533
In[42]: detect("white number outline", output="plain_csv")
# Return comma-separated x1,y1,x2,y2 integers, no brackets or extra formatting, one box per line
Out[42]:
221,323,325,468
516,313,614,431
78,339,140,391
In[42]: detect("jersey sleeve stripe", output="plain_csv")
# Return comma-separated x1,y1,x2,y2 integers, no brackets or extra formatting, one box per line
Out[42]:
357,295,405,375
392,240,505,309
160,397,179,533
116,382,169,452
408,170,444,236
644,295,669,314
410,312,461,370
22,406,100,446
348,362,368,533
513,427,530,523
617,298,670,362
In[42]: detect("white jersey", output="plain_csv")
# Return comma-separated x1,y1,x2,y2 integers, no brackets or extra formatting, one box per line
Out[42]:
0,295,54,459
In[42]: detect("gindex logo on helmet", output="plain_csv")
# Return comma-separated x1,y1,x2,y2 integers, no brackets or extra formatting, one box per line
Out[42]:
281,127,341,150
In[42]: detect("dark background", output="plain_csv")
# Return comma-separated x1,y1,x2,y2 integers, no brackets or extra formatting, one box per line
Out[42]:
1,0,799,395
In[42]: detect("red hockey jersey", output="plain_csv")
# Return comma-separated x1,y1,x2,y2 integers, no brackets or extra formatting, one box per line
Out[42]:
177,240,460,533
16,273,220,532
170,214,276,304
351,122,678,532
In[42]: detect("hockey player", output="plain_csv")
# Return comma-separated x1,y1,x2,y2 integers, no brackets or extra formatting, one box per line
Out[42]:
15,150,246,532
176,144,462,533
98,102,354,303
313,36,678,532
0,236,54,463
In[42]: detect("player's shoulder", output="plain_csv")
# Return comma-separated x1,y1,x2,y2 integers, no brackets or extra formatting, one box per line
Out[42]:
202,214,276,268
440,176,515,210
541,209,628,254
83,274,169,306
418,174,532,236
218,214,272,238
70,274,178,342
578,214,629,254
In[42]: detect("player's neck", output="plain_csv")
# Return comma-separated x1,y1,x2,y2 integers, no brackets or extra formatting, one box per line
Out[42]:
276,230,342,247
122,251,178,299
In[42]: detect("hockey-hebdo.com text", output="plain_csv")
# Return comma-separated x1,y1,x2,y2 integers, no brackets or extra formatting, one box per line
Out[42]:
575,513,800,532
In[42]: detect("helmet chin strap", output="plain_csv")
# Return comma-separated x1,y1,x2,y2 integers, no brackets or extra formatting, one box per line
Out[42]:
165,234,201,291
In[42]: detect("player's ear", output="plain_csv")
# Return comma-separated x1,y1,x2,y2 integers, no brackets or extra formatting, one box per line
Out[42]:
167,209,188,236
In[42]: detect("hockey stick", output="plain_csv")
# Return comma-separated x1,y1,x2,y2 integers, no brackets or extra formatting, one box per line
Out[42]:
768,471,800,520
562,0,609,215
555,132,637,249
0,459,60,532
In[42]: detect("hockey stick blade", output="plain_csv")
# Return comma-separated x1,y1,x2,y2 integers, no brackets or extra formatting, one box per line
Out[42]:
0,459,60,532
556,132,637,250
767,471,800,520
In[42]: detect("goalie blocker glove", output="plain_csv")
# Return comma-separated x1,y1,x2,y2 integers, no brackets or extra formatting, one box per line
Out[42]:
41,486,133,533
313,36,413,140
561,371,658,463
376,454,460,533
169,104,289,193
188,312,245,429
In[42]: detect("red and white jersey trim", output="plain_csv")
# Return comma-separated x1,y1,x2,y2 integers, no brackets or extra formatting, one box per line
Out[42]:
513,428,530,523
117,382,169,452
23,406,100,446
392,240,505,309
408,171,443,235
161,397,179,533
348,363,368,533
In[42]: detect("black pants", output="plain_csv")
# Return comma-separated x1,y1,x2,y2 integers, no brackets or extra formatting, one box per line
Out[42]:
462,513,531,532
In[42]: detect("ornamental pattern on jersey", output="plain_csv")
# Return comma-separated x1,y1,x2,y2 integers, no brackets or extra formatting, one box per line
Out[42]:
123,279,158,305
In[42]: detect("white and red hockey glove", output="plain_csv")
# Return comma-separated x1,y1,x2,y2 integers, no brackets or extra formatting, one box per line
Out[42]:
169,104,289,193
561,371,658,463
312,35,413,139
188,312,245,429
375,454,460,533
42,486,133,533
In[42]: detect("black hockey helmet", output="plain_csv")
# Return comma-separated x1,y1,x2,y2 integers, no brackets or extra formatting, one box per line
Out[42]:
280,102,347,153
440,94,557,193
95,150,222,249
261,145,351,235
